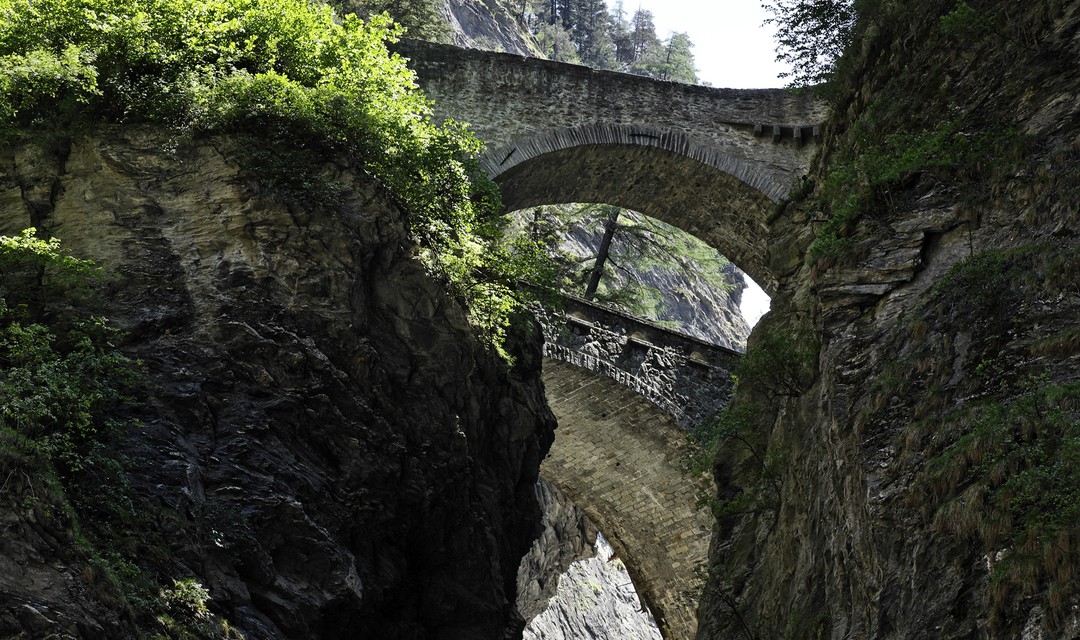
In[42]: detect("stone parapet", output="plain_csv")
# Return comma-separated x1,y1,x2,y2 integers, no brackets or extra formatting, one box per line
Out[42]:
539,295,740,430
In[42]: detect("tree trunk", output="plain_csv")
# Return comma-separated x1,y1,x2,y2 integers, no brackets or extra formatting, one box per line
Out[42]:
583,208,620,300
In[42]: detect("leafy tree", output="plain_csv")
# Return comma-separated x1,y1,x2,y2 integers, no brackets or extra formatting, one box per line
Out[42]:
535,22,581,63
0,229,137,477
631,32,697,83
342,0,452,42
763,0,858,87
660,32,698,83
0,0,549,358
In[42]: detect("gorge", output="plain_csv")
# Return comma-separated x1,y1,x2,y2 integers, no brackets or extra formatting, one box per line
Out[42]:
2,0,1080,639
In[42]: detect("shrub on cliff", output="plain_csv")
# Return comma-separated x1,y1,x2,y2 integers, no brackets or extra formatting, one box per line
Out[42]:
0,228,137,479
0,0,545,357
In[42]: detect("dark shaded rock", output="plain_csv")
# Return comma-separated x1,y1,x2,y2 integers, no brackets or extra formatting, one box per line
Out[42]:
0,127,555,639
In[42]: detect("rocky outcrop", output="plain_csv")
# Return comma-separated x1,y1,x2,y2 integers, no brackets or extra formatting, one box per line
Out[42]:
440,0,541,56
525,532,663,640
699,1,1080,638
516,478,598,624
0,128,555,638
515,479,662,640
558,211,752,351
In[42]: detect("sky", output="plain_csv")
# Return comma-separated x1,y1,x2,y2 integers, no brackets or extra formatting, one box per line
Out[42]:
608,0,786,326
608,0,789,89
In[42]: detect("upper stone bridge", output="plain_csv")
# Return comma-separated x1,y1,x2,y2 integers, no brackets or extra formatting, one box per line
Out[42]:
536,297,741,640
395,39,828,294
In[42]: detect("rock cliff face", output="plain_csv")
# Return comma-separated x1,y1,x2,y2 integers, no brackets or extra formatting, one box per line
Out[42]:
440,0,540,55
516,480,663,640
516,478,598,623
0,128,555,638
699,1,1080,638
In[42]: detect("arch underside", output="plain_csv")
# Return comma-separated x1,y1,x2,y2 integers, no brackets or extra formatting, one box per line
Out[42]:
540,358,714,640
480,125,795,203
495,143,778,295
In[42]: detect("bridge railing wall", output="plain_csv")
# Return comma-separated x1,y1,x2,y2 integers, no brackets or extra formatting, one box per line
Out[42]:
538,295,741,430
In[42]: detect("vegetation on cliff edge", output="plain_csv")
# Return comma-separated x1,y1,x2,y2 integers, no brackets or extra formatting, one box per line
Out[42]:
0,0,550,358
0,230,241,637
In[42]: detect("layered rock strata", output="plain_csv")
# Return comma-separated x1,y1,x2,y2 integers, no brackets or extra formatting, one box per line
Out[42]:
0,128,555,639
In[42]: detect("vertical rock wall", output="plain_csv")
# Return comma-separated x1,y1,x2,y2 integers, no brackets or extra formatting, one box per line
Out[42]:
0,128,555,639
698,2,1080,638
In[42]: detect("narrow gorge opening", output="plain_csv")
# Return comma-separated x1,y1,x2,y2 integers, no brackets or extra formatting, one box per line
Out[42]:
508,203,767,638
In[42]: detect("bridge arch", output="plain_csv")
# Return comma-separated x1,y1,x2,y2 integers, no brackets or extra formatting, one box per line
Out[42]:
495,139,778,295
480,124,791,202
540,358,714,640
392,39,825,638
395,39,826,295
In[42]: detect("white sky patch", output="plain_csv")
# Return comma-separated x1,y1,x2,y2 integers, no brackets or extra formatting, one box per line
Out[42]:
605,0,790,88
741,274,771,328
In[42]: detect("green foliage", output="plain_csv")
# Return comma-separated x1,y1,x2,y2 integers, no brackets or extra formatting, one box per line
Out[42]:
597,208,732,316
0,0,550,358
762,0,857,87
922,377,1080,627
809,119,995,264
160,578,211,620
932,248,1016,301
341,0,451,42
0,228,99,312
0,230,241,637
736,330,817,398
0,46,100,133
929,245,1047,343
521,0,698,82
937,1,989,38
692,401,783,518
154,575,241,638
628,31,698,83
0,230,136,476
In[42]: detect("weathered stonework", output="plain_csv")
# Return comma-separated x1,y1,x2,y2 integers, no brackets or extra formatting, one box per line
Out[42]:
393,39,828,294
532,297,741,640
540,295,740,430
541,359,714,640
500,144,778,294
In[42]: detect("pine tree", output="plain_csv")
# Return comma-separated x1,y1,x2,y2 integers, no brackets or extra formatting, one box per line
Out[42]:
629,9,659,60
344,0,450,41
665,33,697,83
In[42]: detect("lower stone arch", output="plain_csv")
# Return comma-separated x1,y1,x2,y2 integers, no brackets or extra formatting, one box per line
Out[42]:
540,358,715,640
494,142,778,295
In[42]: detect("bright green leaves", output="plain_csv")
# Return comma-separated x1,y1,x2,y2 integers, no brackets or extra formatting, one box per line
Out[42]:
0,230,137,476
0,0,545,359
0,46,100,132
0,228,100,314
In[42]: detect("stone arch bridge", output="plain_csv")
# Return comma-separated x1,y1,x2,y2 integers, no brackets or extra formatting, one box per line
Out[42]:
536,297,741,640
395,39,828,295
394,41,827,639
